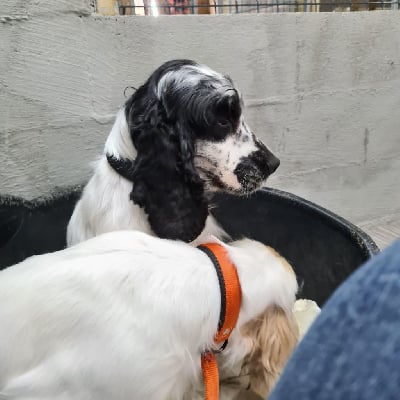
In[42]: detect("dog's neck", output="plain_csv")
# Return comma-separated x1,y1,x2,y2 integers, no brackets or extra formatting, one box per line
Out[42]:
104,108,137,161
104,108,137,182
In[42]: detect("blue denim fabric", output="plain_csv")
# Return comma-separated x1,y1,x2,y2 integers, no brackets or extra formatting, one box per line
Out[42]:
269,240,400,400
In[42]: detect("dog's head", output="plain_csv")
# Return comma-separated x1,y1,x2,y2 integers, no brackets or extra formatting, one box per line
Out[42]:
121,60,280,242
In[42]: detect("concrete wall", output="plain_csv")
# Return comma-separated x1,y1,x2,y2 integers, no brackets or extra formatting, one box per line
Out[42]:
1,1,399,225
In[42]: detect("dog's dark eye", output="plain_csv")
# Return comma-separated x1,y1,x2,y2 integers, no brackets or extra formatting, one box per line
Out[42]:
217,119,230,128
211,120,232,141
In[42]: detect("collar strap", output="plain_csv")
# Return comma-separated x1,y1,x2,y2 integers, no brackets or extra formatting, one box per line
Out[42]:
197,243,242,400
198,243,242,344
106,154,136,183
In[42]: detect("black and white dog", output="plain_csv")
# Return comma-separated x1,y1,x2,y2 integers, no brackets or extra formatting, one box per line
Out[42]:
67,60,280,246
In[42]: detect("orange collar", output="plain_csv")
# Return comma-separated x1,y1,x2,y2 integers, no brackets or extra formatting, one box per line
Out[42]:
197,243,242,400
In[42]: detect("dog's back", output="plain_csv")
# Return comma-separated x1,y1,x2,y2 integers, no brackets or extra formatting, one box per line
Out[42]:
67,157,154,246
0,231,297,400
0,232,221,399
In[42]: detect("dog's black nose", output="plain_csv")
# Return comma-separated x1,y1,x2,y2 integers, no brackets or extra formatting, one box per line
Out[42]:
267,154,280,174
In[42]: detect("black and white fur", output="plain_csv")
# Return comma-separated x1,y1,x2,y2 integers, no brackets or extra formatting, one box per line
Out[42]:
67,60,280,246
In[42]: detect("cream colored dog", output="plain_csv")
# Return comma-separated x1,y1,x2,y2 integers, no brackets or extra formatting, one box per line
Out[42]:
0,231,298,400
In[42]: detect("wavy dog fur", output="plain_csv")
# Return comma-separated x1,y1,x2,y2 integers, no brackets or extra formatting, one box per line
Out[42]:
67,60,280,246
0,231,298,400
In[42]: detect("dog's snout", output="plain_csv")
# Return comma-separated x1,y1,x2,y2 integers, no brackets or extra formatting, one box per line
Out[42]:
254,140,280,175
232,138,281,194
267,154,280,174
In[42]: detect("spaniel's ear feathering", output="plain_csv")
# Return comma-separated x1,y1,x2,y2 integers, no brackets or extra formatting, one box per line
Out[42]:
126,84,208,243
240,305,299,398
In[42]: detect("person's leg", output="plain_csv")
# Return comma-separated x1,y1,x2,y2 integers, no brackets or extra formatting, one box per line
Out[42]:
269,240,400,400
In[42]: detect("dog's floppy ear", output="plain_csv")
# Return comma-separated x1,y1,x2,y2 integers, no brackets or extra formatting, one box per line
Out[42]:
126,90,208,243
240,306,299,398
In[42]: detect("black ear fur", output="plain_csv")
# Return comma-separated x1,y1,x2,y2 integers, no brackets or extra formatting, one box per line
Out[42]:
126,72,208,243
216,90,241,122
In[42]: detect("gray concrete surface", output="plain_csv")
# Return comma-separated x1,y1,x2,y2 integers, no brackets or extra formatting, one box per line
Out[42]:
1,1,399,229
360,217,400,249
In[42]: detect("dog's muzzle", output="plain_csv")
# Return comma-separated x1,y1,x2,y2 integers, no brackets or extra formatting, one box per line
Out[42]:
234,142,280,193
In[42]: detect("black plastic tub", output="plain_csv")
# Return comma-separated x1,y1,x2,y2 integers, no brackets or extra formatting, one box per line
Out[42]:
0,189,81,272
0,187,379,305
213,189,379,305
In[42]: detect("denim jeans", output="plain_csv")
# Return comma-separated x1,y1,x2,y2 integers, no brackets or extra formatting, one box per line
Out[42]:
269,240,400,400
